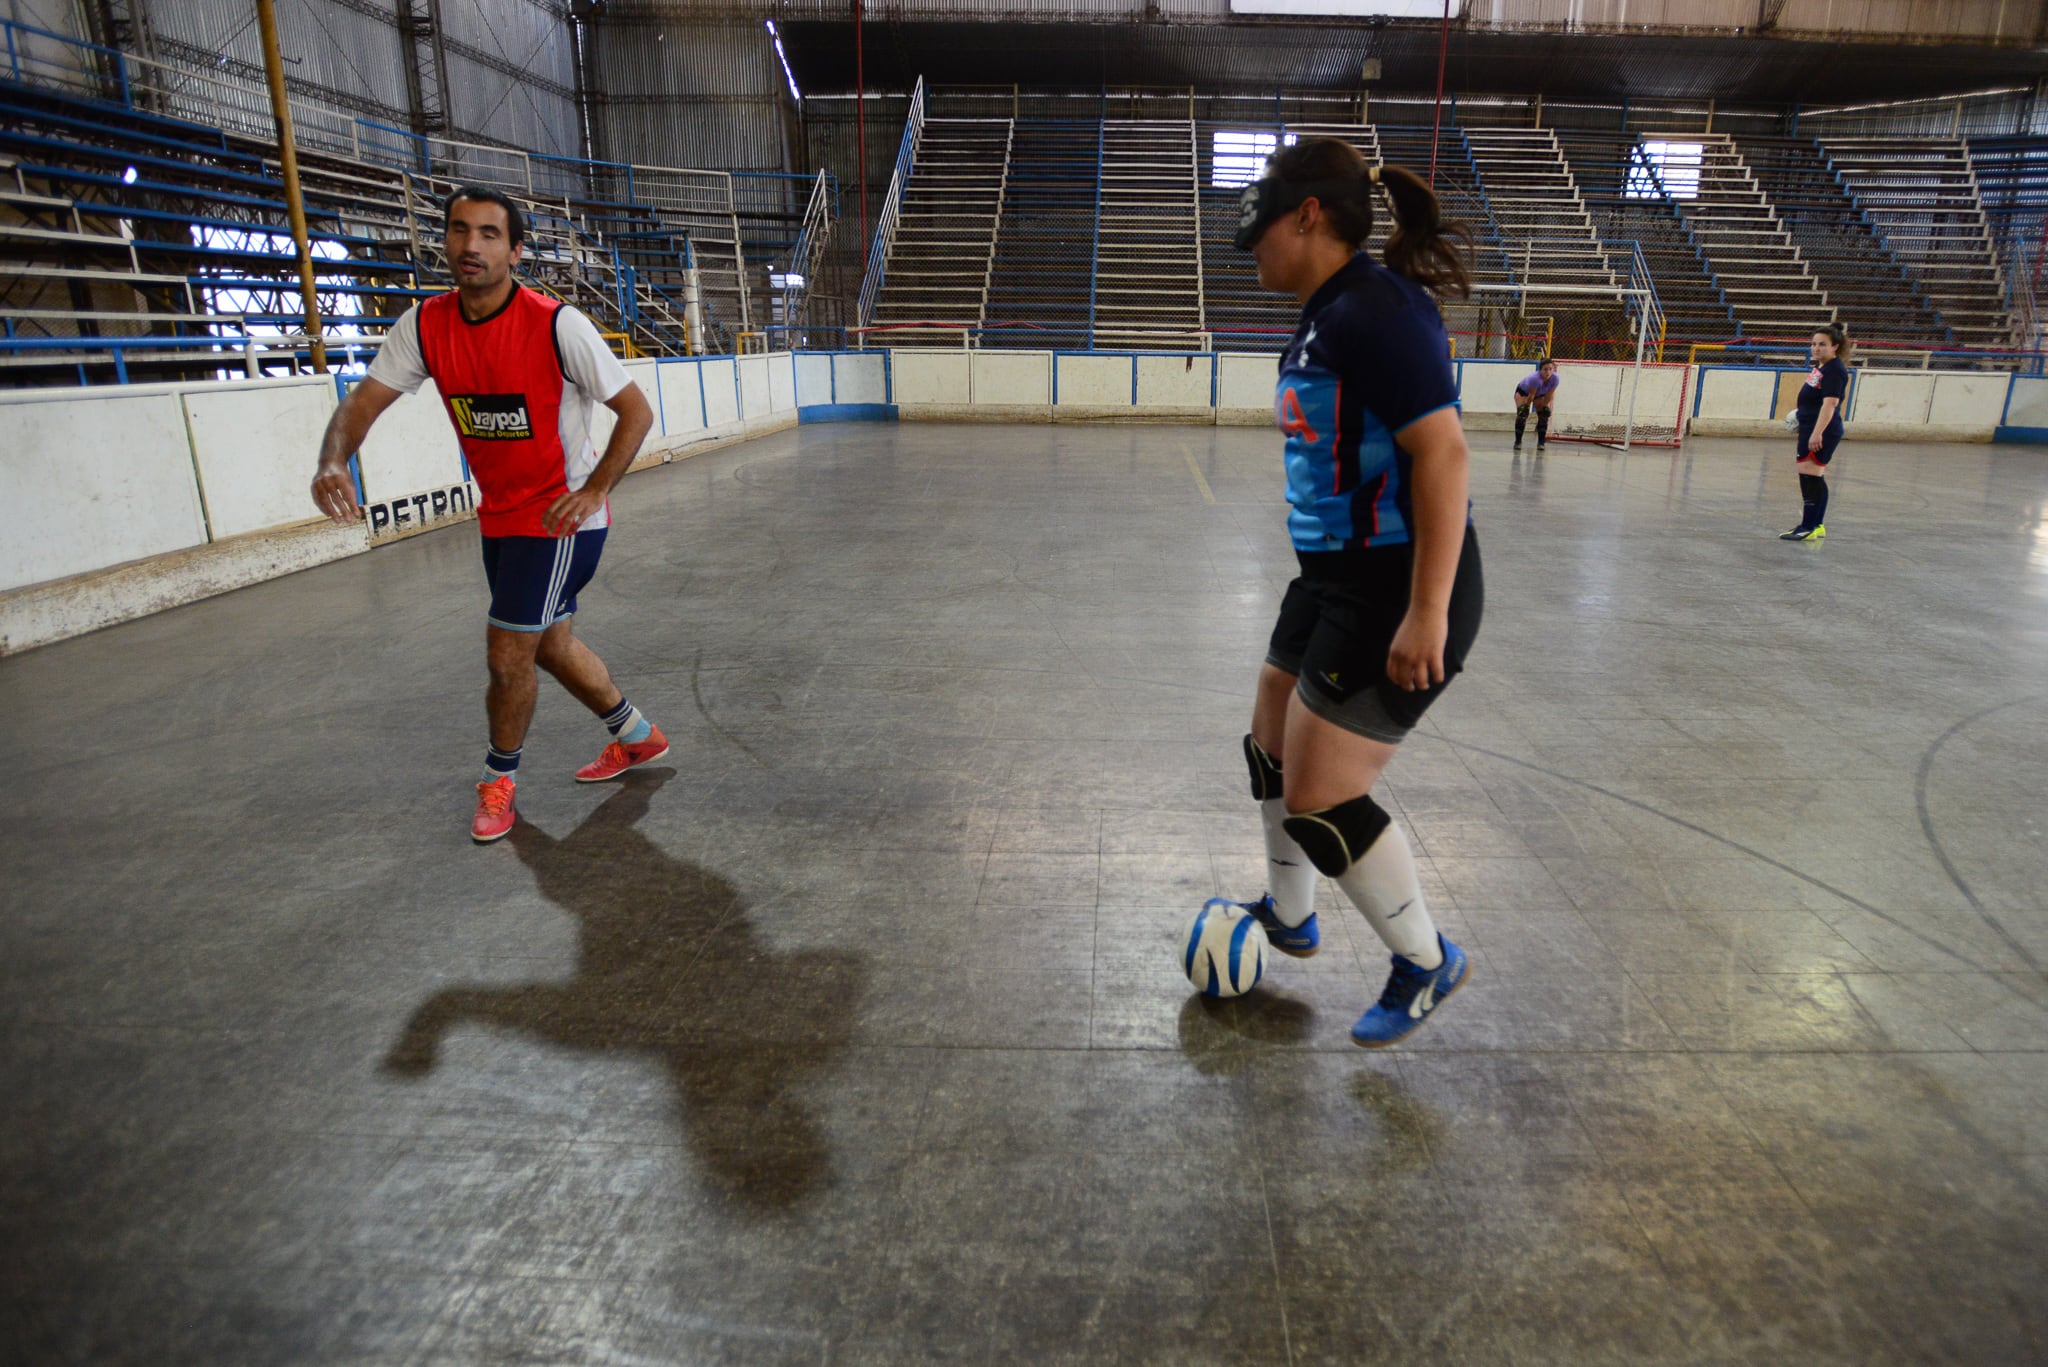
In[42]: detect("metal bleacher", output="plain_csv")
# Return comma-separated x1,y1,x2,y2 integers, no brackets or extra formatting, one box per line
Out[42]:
0,18,800,385
1669,134,1832,340
1196,124,1301,353
1735,134,1952,347
855,86,2040,370
1554,126,1738,348
1964,134,2048,349
1371,123,1513,291
1090,120,1205,350
1819,137,2009,348
868,116,1012,346
984,118,1099,350
1463,127,1623,298
0,78,413,382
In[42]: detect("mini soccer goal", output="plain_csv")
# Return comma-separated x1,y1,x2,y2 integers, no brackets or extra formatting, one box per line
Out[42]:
1541,358,1691,448
1455,276,1687,449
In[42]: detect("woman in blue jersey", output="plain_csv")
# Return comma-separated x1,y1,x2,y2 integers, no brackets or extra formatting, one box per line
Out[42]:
1514,358,1559,451
1781,324,1850,542
1216,137,1483,1047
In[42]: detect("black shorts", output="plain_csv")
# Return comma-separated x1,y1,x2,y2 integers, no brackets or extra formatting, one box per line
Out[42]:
1265,528,1484,743
1795,416,1843,465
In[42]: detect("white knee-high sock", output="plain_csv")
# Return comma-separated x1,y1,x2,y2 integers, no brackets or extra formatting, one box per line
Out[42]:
1260,797,1320,928
1334,821,1443,968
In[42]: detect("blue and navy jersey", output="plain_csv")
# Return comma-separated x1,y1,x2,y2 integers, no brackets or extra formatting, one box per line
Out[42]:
1274,253,1461,553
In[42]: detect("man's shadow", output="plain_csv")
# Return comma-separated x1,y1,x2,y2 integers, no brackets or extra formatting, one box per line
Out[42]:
385,773,865,1209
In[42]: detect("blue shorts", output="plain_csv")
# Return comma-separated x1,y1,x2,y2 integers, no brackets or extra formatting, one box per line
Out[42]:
481,530,606,632
1795,417,1843,465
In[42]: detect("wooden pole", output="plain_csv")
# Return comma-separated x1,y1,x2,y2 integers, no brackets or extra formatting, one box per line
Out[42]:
255,0,327,373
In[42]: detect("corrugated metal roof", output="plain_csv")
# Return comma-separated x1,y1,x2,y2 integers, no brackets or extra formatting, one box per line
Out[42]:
775,19,2048,103
613,0,2048,45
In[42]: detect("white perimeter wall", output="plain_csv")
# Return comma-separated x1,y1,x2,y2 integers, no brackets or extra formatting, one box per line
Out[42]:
0,354,806,650
3,349,2038,650
1691,366,2014,439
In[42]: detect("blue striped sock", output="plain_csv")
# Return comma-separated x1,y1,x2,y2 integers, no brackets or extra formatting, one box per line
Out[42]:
483,745,520,784
601,697,651,744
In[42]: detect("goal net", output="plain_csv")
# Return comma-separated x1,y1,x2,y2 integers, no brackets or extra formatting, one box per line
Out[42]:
1452,281,1687,448
1541,359,1690,448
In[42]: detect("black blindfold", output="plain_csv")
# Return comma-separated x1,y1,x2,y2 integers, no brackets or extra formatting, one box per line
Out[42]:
1233,175,1371,250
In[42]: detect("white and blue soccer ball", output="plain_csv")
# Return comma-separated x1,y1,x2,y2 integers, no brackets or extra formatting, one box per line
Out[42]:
1183,898,1267,999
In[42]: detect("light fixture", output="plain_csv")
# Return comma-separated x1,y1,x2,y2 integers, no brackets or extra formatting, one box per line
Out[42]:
766,20,801,102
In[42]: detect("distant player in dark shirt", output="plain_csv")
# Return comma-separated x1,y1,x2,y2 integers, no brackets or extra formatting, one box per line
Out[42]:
1782,323,1851,542
1216,136,1483,1047
1514,358,1559,451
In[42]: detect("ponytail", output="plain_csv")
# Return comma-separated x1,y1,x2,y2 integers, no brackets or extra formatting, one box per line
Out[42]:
1377,163,1472,299
1820,321,1852,359
1262,138,1473,299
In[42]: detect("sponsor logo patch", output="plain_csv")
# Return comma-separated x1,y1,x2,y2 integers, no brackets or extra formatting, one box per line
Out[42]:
449,393,533,440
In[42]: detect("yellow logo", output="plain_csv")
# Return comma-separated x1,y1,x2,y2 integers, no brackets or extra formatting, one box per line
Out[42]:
448,393,533,440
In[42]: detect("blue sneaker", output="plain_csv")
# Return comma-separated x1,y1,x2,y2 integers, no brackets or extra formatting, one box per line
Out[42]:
1239,894,1319,959
1350,935,1469,1048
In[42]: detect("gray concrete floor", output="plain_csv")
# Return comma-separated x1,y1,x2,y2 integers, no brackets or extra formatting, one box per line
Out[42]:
3,421,2046,1365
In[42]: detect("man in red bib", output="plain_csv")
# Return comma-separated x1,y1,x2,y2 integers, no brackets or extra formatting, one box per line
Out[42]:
312,187,667,843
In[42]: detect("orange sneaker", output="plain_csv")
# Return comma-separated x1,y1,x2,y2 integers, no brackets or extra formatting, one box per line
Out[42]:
575,724,670,782
471,775,517,843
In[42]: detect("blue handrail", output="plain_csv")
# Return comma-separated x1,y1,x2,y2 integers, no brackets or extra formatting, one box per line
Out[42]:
1,17,129,106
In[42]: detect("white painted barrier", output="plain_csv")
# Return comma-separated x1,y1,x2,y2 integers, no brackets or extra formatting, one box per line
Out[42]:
700,357,741,428
0,384,209,592
183,378,340,541
353,377,467,533
1,352,810,652
6,348,2043,653
2004,375,2048,430
1690,365,2016,440
889,351,971,407
830,351,888,405
1217,353,1275,416
1056,354,1132,409
1136,355,1212,409
972,351,1051,408
1693,367,1777,421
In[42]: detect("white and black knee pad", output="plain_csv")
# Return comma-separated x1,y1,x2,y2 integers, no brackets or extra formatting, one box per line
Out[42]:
1282,793,1392,878
1243,734,1284,802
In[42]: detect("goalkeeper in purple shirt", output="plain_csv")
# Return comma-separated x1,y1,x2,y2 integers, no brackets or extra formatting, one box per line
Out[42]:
1514,358,1559,451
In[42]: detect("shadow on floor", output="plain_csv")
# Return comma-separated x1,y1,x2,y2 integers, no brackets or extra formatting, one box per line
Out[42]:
383,772,866,1209
1176,991,1314,1075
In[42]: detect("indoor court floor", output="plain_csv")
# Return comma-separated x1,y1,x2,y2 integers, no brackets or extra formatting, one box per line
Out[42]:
3,419,2046,1365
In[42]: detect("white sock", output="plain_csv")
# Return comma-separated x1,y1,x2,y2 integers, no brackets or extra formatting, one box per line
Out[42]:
1260,797,1320,928
1332,820,1443,968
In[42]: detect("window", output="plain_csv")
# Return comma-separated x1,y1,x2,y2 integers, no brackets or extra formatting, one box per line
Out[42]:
1627,141,1702,201
1211,130,1277,189
190,225,371,377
